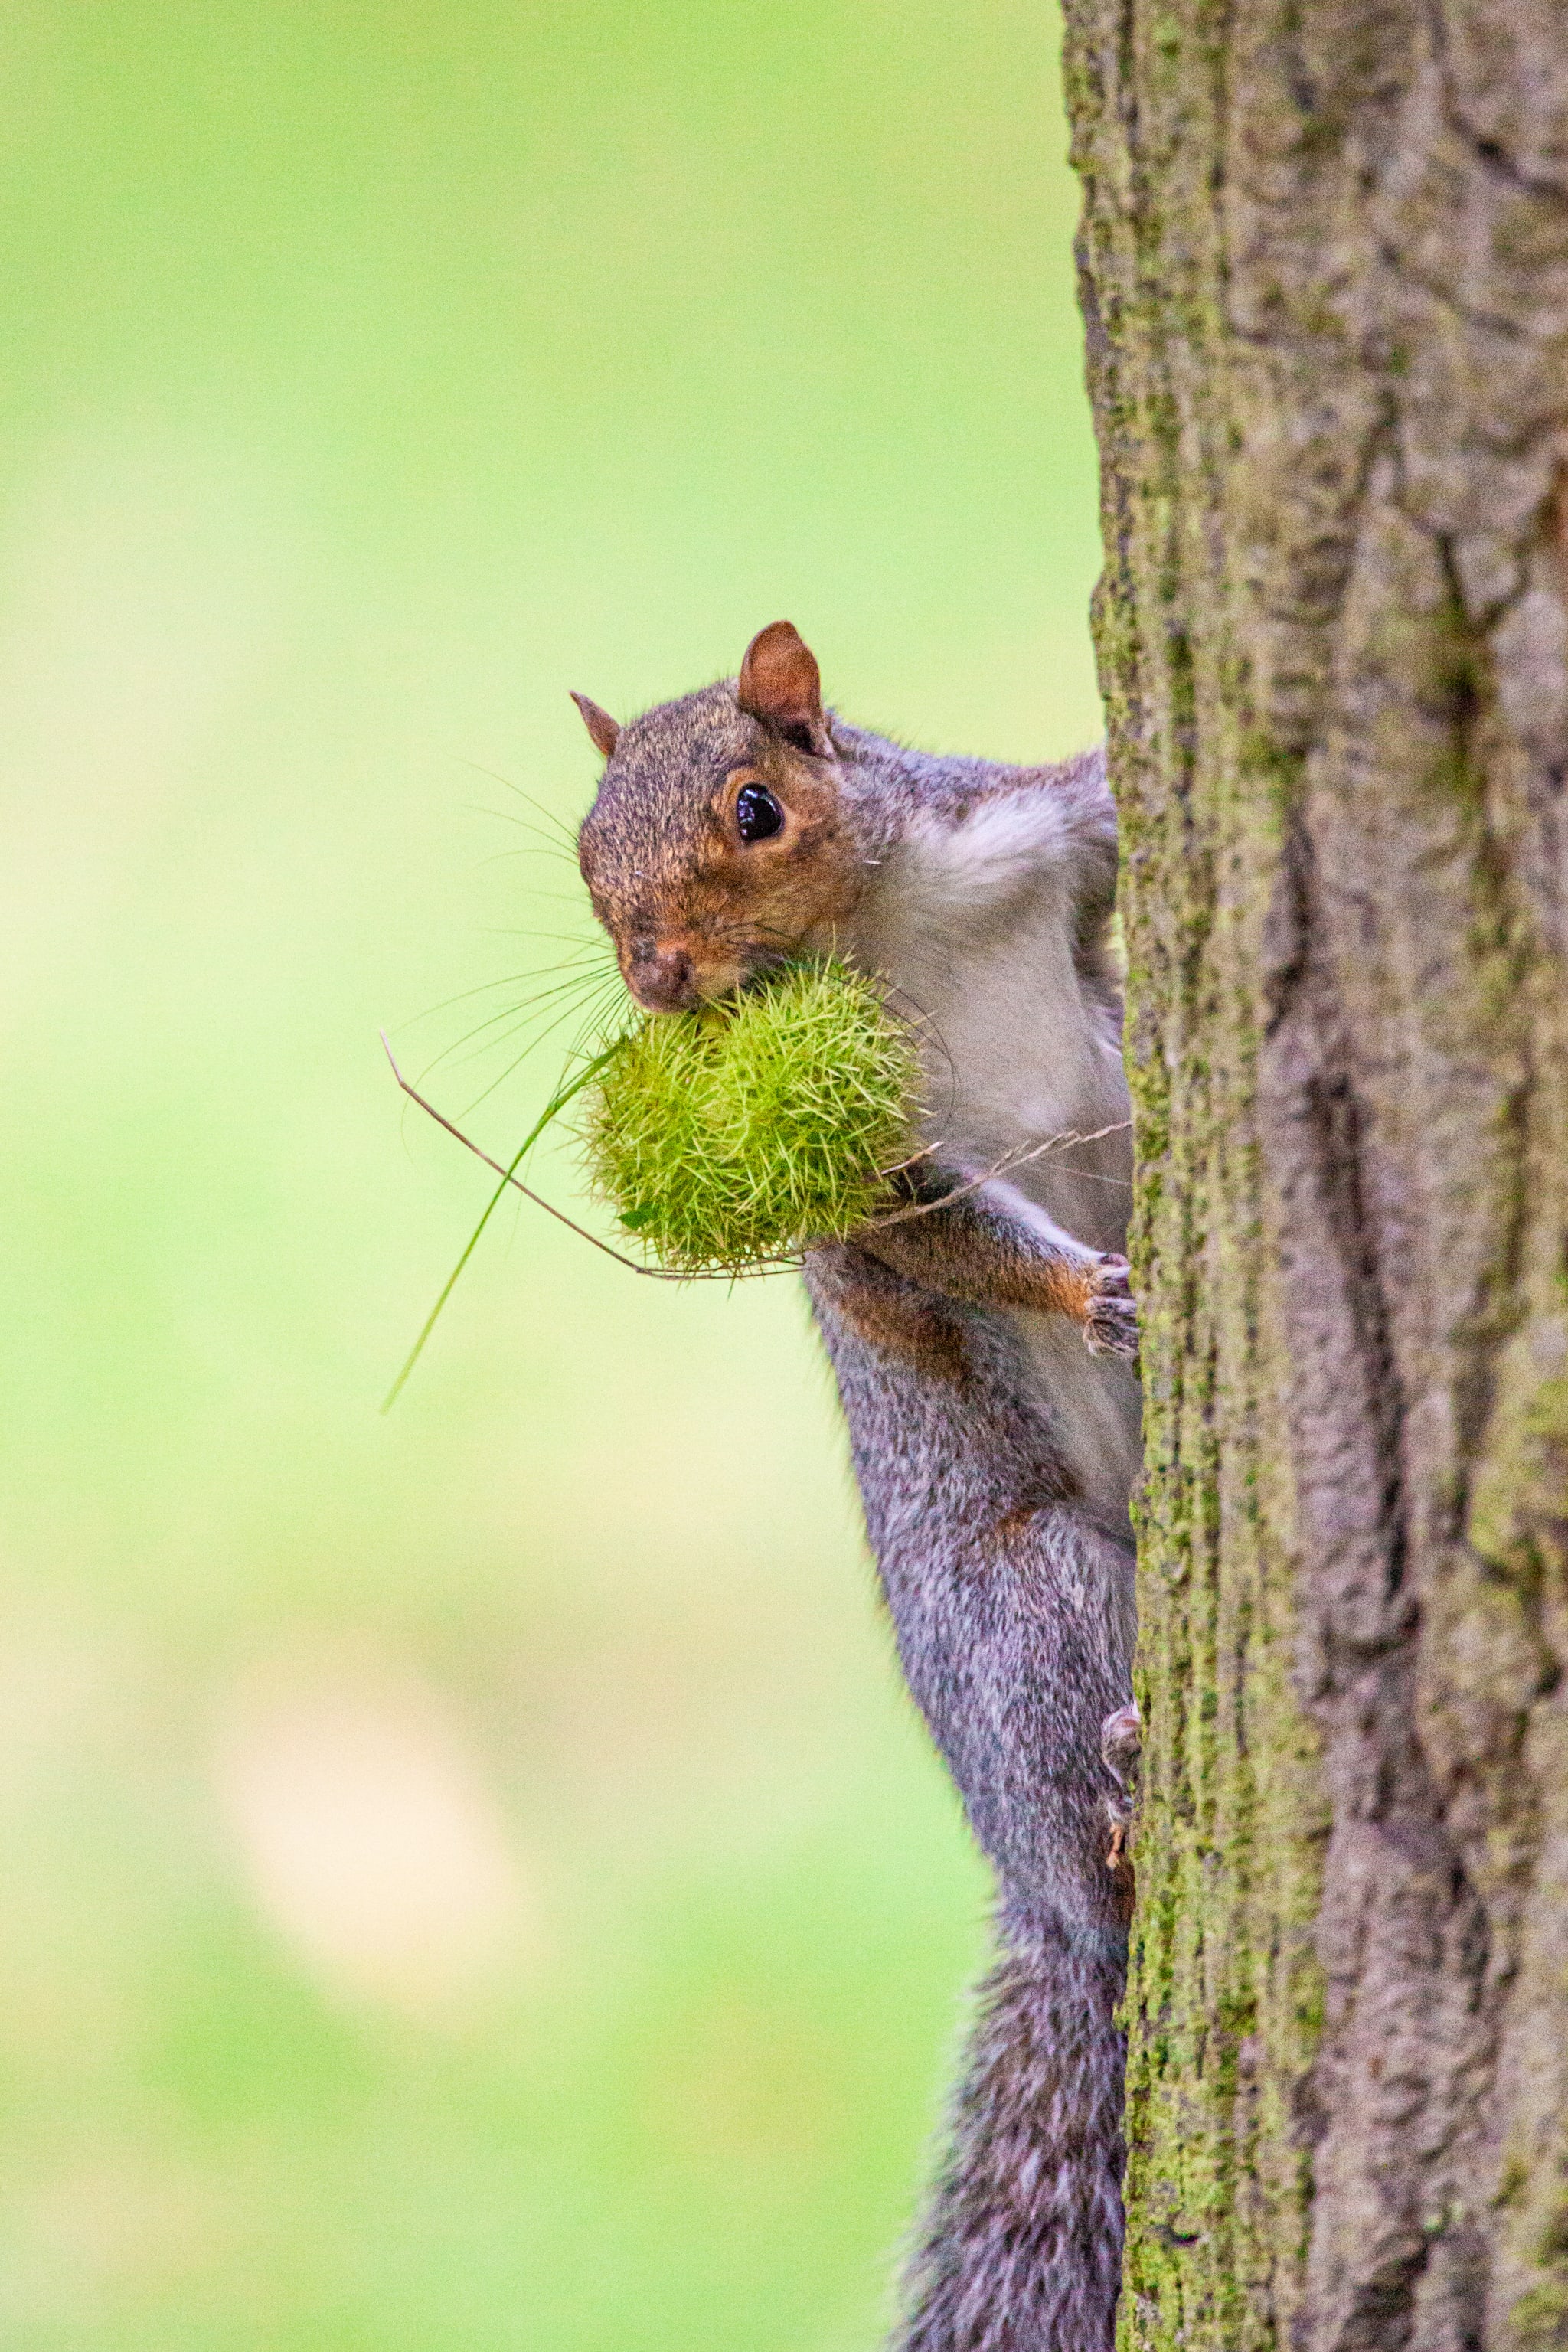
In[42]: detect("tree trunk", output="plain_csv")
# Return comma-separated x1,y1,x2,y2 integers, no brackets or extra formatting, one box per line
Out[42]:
1059,2,1568,2344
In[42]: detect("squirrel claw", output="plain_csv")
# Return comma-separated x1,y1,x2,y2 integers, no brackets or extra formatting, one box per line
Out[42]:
1083,1253,1138,1360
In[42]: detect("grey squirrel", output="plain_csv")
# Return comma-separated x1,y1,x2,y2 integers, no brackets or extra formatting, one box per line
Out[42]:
574,622,1141,2350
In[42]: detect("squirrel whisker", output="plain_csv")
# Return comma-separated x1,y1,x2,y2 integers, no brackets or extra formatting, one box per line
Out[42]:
382,1037,799,1286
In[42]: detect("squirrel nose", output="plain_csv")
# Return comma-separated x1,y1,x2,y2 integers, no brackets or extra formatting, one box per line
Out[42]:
628,939,697,1011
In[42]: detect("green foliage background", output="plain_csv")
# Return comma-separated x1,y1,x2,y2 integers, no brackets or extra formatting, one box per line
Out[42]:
0,4,1100,2344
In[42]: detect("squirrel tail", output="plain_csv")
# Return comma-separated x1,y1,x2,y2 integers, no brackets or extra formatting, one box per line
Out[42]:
893,1907,1126,2352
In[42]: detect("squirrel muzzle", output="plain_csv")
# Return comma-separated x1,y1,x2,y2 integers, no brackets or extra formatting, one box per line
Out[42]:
626,937,709,1013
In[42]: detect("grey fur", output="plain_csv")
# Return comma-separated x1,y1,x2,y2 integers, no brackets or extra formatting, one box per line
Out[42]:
808,1250,1134,2351
577,661,1141,2351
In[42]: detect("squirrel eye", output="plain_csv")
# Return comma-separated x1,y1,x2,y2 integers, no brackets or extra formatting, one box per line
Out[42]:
734,783,785,844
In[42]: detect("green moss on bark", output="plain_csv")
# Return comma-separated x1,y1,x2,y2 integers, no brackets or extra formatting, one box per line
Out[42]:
1063,0,1568,2343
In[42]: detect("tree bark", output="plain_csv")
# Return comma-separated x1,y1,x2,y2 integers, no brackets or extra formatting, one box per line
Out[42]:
1060,2,1568,2344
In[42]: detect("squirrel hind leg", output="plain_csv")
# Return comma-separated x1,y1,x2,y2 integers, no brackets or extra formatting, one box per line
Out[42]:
1099,1698,1141,1785
1099,1700,1141,1913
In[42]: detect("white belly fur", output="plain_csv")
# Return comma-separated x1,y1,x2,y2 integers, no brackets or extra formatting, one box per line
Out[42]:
843,793,1138,1534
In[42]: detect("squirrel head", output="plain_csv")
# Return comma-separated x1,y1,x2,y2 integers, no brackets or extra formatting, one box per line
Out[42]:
574,622,862,1012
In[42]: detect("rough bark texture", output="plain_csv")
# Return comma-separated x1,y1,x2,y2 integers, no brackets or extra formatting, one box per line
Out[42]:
1060,2,1568,2344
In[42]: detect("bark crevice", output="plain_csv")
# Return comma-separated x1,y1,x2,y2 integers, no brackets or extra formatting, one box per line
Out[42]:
1062,0,1568,2341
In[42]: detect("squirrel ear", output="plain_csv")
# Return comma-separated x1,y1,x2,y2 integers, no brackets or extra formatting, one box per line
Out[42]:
570,691,620,760
737,621,826,752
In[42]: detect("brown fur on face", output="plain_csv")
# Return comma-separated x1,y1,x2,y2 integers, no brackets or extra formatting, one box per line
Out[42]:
575,653,863,1012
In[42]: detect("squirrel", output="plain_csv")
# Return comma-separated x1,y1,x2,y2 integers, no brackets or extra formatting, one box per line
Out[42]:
573,621,1141,2351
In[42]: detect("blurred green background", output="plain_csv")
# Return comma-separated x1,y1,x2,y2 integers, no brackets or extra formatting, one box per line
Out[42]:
0,3,1102,2344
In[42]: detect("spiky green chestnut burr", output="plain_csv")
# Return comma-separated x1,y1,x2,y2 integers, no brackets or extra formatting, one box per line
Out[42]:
582,961,920,1276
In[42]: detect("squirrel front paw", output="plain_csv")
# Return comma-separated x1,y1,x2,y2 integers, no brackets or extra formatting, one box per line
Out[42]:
1083,1253,1138,1359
